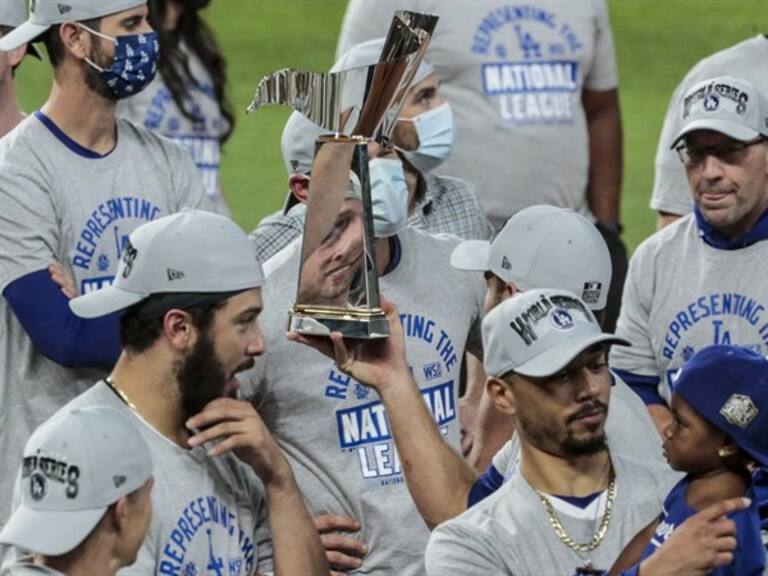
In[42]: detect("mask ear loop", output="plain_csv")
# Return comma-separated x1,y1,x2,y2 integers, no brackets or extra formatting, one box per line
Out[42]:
77,23,117,72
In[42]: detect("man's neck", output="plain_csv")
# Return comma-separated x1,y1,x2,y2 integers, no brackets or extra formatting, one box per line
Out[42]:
0,77,23,138
41,75,118,155
404,162,421,215
109,350,190,447
374,236,392,276
519,439,612,496
37,531,122,576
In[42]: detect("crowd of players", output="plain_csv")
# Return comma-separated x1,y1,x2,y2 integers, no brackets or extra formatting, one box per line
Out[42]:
0,0,767,575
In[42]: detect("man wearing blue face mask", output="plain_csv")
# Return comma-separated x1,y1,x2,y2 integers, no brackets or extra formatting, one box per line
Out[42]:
251,37,493,264
0,0,210,526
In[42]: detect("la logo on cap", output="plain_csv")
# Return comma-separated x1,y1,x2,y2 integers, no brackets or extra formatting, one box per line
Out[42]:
549,308,574,331
703,94,719,112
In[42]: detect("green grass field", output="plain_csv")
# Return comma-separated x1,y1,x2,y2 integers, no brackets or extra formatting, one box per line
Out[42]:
13,0,767,252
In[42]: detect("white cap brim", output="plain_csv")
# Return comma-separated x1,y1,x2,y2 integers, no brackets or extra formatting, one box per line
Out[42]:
0,504,105,556
513,332,630,378
0,22,49,52
70,286,146,319
450,240,490,271
671,119,760,148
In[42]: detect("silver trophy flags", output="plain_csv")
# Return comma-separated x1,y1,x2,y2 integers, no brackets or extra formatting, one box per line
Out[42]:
248,10,438,338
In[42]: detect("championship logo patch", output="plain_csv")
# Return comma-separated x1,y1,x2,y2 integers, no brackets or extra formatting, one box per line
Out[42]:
581,282,602,306
121,241,138,279
719,394,758,429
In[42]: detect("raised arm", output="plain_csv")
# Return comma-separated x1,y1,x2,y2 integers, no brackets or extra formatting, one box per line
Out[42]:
289,299,478,528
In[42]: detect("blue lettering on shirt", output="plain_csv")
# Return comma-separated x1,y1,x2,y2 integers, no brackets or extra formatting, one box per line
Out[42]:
471,5,583,126
158,494,254,576
71,197,162,292
661,292,768,362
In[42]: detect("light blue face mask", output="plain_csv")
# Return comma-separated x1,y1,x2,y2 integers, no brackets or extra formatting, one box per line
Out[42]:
397,102,454,173
368,157,409,237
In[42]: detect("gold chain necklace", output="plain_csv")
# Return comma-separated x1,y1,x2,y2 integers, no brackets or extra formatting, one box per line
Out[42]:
533,466,616,553
105,377,138,411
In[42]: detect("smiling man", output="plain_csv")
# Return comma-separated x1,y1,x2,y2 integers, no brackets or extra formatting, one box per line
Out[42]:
7,210,328,575
0,0,211,526
610,76,768,533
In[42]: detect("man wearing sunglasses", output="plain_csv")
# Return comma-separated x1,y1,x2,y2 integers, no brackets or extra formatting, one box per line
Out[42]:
610,76,768,539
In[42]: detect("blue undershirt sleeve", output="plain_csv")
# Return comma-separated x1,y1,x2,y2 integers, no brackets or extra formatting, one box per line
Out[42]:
612,368,666,406
467,464,505,508
4,269,121,369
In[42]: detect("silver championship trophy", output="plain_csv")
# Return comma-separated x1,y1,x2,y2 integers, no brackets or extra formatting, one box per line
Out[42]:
248,11,438,338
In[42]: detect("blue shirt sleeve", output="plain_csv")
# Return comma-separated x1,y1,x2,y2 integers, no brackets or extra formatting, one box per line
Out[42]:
4,269,121,369
612,368,665,406
467,464,505,508
711,495,766,576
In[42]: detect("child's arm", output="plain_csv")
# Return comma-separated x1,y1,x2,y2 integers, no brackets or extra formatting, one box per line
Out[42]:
607,517,661,576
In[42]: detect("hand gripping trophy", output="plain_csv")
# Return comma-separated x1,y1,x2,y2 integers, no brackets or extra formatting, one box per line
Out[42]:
248,11,438,338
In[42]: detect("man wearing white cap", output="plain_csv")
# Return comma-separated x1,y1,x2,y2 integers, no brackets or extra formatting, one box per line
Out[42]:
451,205,661,482
296,290,743,575
241,83,486,574
611,75,768,531
651,36,768,229
0,406,153,576
426,290,745,575
10,210,328,575
250,36,492,263
0,0,211,526
0,0,40,138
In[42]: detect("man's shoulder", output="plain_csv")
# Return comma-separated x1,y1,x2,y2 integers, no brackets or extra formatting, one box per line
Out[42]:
115,118,193,164
689,35,768,78
632,213,697,260
0,115,52,166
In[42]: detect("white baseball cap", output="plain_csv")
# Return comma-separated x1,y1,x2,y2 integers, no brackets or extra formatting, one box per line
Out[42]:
0,0,42,59
280,36,435,180
70,209,265,318
0,0,145,51
482,289,629,378
451,205,612,310
0,406,152,556
672,76,768,146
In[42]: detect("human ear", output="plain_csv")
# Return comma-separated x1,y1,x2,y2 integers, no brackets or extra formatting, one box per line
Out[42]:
288,174,310,204
487,377,517,416
163,309,195,350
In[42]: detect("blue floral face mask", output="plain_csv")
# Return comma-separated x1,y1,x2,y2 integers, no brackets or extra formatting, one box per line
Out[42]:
80,24,159,99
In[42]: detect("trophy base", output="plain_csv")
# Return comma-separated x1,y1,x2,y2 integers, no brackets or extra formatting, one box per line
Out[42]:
288,305,389,339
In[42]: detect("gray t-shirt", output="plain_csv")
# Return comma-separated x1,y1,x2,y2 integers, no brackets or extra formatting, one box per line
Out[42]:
426,452,678,575
239,227,485,576
118,42,230,216
32,382,274,576
491,372,671,478
650,35,768,216
1,560,64,576
337,0,618,227
0,114,208,527
610,214,768,403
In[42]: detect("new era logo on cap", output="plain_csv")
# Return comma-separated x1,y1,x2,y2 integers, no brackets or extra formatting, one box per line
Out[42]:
167,268,185,281
501,256,512,270
581,282,603,306
57,3,72,14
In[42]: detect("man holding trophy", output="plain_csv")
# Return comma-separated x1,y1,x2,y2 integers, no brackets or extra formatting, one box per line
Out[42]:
241,12,486,574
